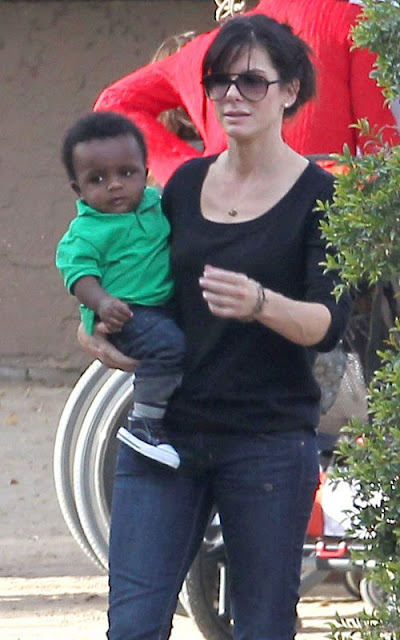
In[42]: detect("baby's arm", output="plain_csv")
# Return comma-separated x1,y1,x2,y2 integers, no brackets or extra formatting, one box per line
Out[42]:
73,276,133,333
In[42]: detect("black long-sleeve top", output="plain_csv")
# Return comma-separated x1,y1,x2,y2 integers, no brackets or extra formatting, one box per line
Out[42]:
163,156,352,435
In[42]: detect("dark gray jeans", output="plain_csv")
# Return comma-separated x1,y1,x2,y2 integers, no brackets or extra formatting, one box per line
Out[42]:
110,304,184,409
107,428,319,639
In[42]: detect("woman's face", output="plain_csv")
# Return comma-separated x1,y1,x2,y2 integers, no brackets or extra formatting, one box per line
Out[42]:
212,45,297,141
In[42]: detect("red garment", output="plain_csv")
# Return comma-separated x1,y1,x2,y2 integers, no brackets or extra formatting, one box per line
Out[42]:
94,0,399,185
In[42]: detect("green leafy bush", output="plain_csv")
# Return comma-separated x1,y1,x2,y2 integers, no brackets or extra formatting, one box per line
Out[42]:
317,1,400,636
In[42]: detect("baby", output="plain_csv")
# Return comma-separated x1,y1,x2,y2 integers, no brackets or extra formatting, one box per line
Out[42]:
56,112,184,469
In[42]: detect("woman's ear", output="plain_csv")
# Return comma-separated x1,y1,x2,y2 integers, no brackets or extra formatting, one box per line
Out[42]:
285,78,300,108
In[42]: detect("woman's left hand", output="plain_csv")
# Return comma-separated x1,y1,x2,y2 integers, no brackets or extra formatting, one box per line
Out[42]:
199,265,260,320
199,266,334,346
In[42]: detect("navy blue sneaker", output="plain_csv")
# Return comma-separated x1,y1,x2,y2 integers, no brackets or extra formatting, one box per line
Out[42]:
117,415,180,469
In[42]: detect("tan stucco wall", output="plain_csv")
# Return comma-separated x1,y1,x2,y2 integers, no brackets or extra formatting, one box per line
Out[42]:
1,1,213,378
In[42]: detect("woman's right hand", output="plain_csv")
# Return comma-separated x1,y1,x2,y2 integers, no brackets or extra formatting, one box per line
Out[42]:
77,323,138,372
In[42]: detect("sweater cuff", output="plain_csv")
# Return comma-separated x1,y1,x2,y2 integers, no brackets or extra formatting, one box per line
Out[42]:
314,293,352,352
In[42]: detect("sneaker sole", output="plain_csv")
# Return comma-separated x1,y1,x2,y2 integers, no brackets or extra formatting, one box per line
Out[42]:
116,427,180,469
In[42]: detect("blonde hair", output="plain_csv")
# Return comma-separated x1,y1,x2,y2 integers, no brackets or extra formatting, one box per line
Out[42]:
151,31,198,63
151,31,201,142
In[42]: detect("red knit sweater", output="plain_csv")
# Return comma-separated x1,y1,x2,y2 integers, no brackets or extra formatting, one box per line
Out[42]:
94,0,399,185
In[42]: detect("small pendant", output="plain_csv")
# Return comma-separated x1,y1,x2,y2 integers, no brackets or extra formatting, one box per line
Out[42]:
228,208,238,217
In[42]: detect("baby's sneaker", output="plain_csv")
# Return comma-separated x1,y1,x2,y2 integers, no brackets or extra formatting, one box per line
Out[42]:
117,415,180,469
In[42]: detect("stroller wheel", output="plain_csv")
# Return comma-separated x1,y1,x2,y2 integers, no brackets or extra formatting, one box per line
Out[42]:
360,576,386,610
343,568,362,599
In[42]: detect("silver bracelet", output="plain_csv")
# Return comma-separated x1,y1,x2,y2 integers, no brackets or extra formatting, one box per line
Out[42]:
251,281,266,316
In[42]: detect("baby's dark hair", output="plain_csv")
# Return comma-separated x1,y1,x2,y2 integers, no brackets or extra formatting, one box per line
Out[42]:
62,111,148,181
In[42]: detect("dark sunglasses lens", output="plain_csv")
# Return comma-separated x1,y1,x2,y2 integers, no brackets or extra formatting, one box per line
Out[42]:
238,75,268,101
203,74,270,101
203,75,229,100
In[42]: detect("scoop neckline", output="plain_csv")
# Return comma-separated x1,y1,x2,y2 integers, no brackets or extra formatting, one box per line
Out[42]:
197,155,312,227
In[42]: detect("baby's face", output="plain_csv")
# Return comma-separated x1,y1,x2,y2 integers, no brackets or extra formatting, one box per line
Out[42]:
71,134,147,213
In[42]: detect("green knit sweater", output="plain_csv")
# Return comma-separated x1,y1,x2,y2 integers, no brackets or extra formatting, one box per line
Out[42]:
56,187,173,334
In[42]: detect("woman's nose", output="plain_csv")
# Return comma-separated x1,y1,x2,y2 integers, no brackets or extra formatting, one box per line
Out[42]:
225,82,242,99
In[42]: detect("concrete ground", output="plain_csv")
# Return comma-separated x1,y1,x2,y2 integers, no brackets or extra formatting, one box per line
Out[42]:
0,379,364,639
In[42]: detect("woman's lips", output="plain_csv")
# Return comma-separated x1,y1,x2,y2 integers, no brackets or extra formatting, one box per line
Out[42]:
223,111,250,120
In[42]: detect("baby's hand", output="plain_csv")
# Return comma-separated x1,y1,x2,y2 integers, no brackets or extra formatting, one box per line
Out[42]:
97,296,133,333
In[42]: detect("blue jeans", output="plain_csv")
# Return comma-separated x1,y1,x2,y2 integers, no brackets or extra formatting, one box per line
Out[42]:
110,305,184,410
107,429,319,640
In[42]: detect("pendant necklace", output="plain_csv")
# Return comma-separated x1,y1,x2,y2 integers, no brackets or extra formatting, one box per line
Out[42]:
228,208,238,217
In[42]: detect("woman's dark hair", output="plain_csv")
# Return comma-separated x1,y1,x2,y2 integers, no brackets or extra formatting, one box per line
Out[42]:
62,111,148,181
202,14,316,117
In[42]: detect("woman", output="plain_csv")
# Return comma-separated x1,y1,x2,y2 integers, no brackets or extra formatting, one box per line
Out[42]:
82,14,351,639
146,30,203,189
149,31,201,145
94,0,400,185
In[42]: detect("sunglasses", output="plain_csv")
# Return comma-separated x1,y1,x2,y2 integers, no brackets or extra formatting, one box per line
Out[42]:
202,72,280,102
